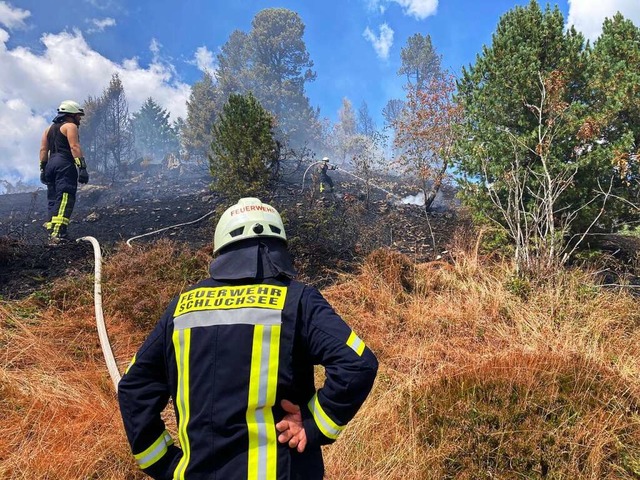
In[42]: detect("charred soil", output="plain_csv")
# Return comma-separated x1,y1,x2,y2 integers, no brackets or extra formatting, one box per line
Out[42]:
0,169,462,299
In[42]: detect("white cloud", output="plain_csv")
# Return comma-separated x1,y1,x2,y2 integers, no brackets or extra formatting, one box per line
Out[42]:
0,28,191,188
366,0,437,20
84,0,121,11
0,1,30,30
87,17,116,33
193,46,216,75
391,0,438,20
567,0,640,42
0,97,48,190
363,23,394,60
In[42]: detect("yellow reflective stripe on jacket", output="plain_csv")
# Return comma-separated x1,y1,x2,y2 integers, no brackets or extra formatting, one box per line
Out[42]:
172,328,192,480
135,430,174,469
124,354,136,375
346,331,365,356
308,393,345,440
247,323,281,480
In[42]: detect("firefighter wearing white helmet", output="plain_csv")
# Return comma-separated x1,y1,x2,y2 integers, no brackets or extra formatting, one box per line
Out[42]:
39,100,89,244
119,197,378,479
214,197,286,253
57,100,85,116
318,157,336,193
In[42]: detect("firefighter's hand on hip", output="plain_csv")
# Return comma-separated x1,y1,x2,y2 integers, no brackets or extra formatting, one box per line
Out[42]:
276,399,307,453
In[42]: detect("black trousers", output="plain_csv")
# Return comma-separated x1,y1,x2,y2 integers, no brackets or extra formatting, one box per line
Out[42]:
319,173,334,192
45,154,77,238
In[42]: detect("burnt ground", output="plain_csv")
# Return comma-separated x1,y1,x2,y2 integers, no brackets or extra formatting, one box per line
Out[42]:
0,168,462,300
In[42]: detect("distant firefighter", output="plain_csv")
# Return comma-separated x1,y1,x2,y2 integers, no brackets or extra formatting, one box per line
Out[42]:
39,100,89,244
318,157,336,193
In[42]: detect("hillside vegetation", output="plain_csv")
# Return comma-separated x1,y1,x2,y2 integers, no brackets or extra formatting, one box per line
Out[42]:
1,236,640,479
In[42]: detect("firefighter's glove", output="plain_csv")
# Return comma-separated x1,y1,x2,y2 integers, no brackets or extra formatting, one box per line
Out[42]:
39,161,47,184
78,167,89,184
74,156,87,169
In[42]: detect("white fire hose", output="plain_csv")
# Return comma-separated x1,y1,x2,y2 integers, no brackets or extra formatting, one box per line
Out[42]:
77,236,121,391
77,211,217,391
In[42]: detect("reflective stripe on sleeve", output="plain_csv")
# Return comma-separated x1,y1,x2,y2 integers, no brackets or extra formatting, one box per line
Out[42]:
135,430,174,469
346,330,365,356
124,353,136,375
308,393,345,440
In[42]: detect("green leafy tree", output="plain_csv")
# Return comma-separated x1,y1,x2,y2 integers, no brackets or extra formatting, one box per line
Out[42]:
209,93,278,198
182,71,220,165
395,72,463,212
131,97,179,162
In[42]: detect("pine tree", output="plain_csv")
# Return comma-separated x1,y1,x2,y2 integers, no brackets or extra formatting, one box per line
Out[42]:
103,73,134,179
215,8,320,150
209,93,278,198
131,97,179,163
454,1,640,268
587,13,640,224
182,72,220,165
398,33,441,89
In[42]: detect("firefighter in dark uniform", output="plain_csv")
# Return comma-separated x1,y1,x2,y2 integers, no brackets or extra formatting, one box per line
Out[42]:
39,100,89,243
118,197,378,480
318,157,336,193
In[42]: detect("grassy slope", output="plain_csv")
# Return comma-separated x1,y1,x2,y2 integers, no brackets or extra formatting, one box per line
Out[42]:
1,238,640,479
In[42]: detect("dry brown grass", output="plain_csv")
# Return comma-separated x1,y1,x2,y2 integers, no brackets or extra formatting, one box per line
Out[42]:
1,237,640,479
0,240,209,479
322,241,640,479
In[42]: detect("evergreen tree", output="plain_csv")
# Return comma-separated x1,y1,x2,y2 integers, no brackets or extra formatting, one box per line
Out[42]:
333,98,358,166
588,13,640,223
183,71,220,165
215,8,320,150
398,33,441,89
131,97,179,162
103,73,134,179
81,95,108,174
357,101,375,138
209,93,278,198
455,1,591,265
216,30,252,99
382,99,405,129
81,74,134,180
455,1,640,267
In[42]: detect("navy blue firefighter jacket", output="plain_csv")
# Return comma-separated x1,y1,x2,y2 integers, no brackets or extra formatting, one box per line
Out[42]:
117,238,378,480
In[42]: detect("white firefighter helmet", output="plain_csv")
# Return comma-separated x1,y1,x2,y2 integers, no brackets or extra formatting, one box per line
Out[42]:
214,198,287,253
57,100,85,115
322,157,330,162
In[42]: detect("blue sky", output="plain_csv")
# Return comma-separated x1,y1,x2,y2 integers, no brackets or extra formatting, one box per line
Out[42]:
1,0,639,189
